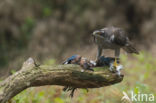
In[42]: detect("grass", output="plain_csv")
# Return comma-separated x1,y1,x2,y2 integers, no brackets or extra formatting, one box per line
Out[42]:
8,52,156,103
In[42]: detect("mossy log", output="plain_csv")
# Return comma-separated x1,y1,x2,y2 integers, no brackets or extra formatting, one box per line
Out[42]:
0,58,123,103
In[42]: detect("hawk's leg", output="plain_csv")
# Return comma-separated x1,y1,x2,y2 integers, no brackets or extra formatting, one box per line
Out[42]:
97,47,103,60
114,49,120,67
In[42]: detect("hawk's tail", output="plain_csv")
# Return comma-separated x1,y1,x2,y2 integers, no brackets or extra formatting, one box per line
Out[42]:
123,44,139,54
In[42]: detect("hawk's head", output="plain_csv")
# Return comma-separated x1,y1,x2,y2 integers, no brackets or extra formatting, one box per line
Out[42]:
92,30,105,39
92,30,106,43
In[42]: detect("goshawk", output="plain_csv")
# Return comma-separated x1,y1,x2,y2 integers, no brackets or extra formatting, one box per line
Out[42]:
92,27,139,67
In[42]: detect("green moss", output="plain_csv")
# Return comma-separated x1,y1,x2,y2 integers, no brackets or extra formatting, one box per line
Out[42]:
93,66,109,72
71,70,110,82
0,87,4,94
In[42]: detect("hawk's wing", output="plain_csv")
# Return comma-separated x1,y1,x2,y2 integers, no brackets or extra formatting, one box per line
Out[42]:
122,43,139,54
111,28,139,54
111,28,128,46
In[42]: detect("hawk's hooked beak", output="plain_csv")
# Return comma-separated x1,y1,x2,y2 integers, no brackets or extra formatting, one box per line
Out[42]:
92,30,104,39
92,30,100,36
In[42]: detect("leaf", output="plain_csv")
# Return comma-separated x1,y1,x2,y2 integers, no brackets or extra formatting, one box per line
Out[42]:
54,97,64,103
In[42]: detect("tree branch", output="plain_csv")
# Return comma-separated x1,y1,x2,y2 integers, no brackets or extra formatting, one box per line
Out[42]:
0,58,123,103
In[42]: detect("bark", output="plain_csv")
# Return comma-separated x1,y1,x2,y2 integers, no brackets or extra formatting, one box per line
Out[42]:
0,58,123,103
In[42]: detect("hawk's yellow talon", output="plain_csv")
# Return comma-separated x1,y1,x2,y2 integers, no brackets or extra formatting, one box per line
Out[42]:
113,58,118,68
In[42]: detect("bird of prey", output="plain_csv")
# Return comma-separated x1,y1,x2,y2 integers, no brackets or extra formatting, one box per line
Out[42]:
92,27,139,67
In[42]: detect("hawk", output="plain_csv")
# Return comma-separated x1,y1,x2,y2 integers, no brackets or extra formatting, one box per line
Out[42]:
92,27,139,67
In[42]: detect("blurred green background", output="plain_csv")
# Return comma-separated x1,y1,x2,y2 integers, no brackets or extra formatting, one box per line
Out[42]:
0,0,156,103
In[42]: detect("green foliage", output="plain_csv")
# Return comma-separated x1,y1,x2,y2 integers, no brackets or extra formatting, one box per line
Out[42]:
20,17,35,46
10,70,16,74
43,59,56,65
42,7,52,17
0,17,35,68
54,97,64,103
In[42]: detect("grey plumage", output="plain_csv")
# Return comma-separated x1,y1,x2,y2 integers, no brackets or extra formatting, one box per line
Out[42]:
92,27,139,59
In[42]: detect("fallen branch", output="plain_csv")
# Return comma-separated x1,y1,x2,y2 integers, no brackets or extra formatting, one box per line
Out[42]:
0,58,123,103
